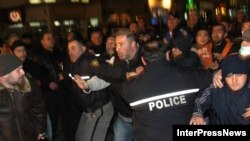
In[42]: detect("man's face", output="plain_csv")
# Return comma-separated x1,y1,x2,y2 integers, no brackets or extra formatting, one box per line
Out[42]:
129,23,138,34
68,40,85,63
212,25,225,44
167,15,180,31
196,30,210,46
225,74,247,92
4,66,25,86
106,37,115,56
91,32,102,46
41,33,55,51
13,46,27,61
188,11,199,26
115,35,133,60
242,22,250,33
0,43,9,54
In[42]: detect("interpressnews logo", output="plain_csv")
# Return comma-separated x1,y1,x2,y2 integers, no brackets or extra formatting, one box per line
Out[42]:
177,129,247,136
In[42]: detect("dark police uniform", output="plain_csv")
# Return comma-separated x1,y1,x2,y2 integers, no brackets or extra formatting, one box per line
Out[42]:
122,60,211,141
66,51,125,141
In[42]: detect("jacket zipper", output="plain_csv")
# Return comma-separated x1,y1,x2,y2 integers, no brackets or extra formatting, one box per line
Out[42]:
9,92,23,141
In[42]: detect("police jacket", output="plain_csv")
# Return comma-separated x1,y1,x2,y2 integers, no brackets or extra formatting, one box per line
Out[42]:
0,76,46,141
122,60,211,141
193,83,250,125
69,52,122,112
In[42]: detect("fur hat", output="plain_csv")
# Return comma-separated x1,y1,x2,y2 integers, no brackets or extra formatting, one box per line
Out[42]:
0,54,22,76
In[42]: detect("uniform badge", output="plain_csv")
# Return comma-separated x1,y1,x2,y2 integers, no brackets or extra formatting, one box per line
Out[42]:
90,59,100,68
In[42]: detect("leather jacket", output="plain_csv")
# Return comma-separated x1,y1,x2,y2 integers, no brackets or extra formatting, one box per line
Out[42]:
0,76,46,141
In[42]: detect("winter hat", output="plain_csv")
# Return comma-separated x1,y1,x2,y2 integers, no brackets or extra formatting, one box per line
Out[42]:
221,54,249,79
169,9,180,19
10,40,26,51
0,54,22,76
170,36,192,54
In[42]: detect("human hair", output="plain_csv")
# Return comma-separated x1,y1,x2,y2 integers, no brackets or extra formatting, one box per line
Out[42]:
115,28,136,42
39,31,52,40
212,23,226,33
68,38,85,46
141,40,165,64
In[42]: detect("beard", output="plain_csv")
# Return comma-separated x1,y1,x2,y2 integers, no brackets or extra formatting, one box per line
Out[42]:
8,75,24,87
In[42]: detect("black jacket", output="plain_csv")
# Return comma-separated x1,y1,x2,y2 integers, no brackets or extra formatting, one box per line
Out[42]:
110,50,143,118
67,52,118,111
33,48,62,92
193,83,250,125
0,76,46,141
122,60,211,141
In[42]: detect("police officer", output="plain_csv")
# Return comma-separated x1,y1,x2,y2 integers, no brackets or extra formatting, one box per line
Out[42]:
65,38,115,141
122,40,211,141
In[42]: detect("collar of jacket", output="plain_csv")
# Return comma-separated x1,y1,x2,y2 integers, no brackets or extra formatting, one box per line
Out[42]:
0,76,31,93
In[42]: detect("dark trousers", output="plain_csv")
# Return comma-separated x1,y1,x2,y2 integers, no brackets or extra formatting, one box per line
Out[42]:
44,91,62,140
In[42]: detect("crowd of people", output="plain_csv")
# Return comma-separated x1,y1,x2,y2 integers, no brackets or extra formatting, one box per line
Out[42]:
1,9,250,141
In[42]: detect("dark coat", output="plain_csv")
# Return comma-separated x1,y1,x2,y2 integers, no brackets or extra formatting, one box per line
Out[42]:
122,60,211,141
0,76,46,141
33,48,62,92
193,83,250,125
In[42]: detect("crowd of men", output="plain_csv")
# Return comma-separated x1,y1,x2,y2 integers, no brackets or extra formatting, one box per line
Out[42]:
1,9,250,141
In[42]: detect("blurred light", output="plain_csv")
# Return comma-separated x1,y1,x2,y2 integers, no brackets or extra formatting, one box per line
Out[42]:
81,0,89,3
90,18,98,27
63,20,74,26
9,23,23,29
151,18,158,25
184,12,188,20
29,0,41,4
220,4,226,16
186,0,197,11
148,0,157,8
54,21,60,26
215,7,219,15
29,22,41,27
44,0,56,3
229,9,232,16
71,0,79,2
162,0,171,10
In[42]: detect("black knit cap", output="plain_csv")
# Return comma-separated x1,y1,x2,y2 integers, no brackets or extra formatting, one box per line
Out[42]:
0,54,22,76
221,54,249,79
10,40,26,51
169,36,192,54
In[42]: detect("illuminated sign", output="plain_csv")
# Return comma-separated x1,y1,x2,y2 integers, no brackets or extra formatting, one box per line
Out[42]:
9,10,22,22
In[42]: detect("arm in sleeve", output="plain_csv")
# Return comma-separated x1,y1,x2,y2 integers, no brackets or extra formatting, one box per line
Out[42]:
193,84,214,116
27,77,47,134
87,76,111,91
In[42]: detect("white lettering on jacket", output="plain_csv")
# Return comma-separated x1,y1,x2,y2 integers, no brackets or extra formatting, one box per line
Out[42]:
130,89,199,111
148,95,186,111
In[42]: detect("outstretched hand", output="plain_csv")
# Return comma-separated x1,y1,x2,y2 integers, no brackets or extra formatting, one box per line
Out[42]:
213,70,223,88
73,74,89,90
